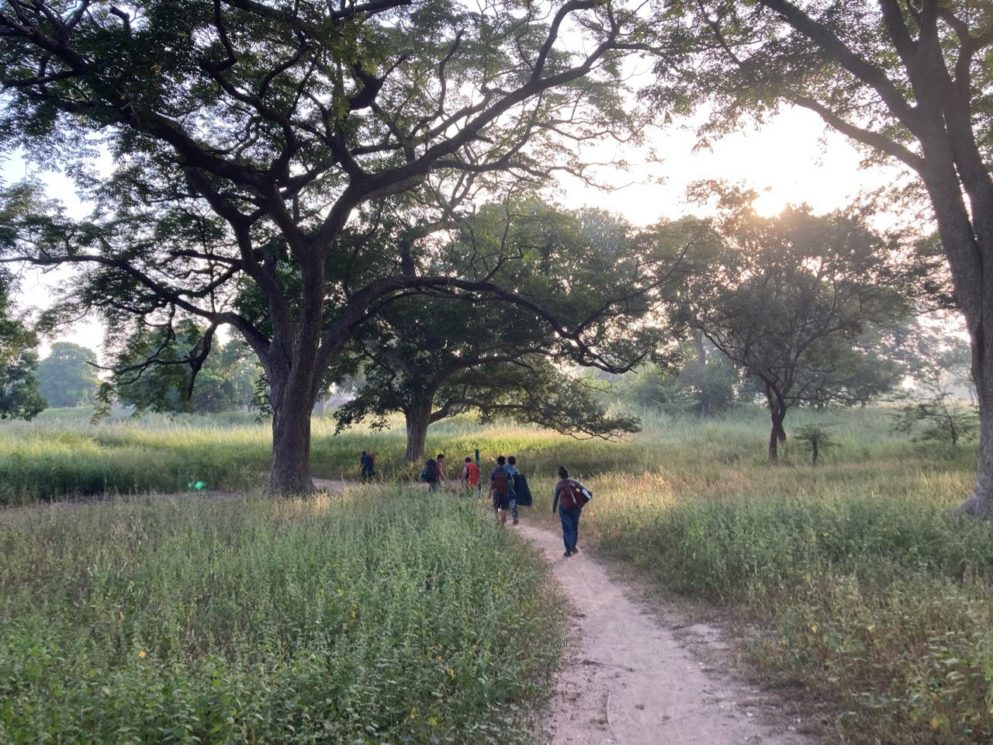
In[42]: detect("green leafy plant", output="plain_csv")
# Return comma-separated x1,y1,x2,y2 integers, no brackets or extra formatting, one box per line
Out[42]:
891,392,979,448
794,423,837,466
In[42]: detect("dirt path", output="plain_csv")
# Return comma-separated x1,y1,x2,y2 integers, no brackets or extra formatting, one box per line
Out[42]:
516,522,816,745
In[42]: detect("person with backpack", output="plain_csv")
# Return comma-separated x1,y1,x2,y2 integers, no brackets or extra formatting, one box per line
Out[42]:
506,455,523,524
359,450,376,480
420,457,440,491
490,455,516,525
552,466,592,557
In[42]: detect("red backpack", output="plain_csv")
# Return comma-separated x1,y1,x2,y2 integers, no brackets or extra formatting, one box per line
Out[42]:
558,479,591,509
492,467,510,496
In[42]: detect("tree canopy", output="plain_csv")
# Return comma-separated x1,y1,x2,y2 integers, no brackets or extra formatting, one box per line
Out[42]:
0,0,645,493
641,0,993,507
101,323,262,416
329,199,681,457
673,186,911,459
36,342,99,408
0,185,44,420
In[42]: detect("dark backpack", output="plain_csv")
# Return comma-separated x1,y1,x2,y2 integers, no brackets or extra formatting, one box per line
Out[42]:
491,467,511,496
558,479,591,509
420,458,438,482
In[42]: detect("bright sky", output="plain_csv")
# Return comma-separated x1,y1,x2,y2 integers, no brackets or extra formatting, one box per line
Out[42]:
556,106,907,224
5,105,911,360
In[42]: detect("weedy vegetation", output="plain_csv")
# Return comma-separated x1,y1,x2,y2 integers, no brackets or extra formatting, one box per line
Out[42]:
0,489,562,743
2,405,991,743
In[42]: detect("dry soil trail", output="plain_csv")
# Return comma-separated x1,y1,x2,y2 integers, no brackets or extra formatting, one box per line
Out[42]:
516,522,816,745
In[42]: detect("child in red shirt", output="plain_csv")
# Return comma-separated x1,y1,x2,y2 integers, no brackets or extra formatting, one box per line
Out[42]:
462,457,480,495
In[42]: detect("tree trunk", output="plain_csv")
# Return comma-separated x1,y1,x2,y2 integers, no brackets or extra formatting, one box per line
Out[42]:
404,397,434,462
768,410,787,462
692,328,712,418
960,349,993,516
766,387,788,462
263,255,326,497
269,402,314,495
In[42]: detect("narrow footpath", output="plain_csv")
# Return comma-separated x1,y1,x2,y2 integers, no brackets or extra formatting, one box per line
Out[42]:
515,523,816,745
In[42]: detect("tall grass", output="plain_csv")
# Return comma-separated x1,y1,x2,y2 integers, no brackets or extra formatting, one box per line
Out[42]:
579,462,993,744
2,404,933,503
4,405,990,742
0,489,562,743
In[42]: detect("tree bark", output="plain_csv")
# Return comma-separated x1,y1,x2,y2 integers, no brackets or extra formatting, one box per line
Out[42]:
269,402,314,495
766,385,788,462
263,254,325,497
960,359,993,516
692,328,712,418
265,345,320,495
768,409,787,462
404,397,434,462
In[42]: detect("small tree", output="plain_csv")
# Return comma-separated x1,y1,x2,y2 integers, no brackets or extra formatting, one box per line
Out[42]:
794,424,836,466
892,392,979,449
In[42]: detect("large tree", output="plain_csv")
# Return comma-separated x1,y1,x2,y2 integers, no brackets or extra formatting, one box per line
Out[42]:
333,201,674,457
644,1,993,504
675,189,909,460
0,0,642,493
36,341,99,408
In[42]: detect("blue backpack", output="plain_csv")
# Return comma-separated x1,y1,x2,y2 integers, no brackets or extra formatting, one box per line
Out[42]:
420,458,438,483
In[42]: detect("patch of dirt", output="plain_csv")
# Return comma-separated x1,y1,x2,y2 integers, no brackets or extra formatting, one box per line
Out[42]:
312,478,348,493
515,522,819,745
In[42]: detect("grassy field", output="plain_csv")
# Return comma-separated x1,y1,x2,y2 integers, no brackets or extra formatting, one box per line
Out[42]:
2,405,991,743
0,489,562,743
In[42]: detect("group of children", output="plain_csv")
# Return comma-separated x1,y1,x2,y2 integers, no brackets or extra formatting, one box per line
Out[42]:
361,449,591,554
413,452,531,523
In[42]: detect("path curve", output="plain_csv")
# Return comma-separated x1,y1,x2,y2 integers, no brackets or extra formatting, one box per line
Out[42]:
515,523,815,745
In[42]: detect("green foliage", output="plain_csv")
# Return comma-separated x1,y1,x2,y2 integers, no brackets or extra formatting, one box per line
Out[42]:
612,345,741,417
612,365,699,415
333,200,674,455
678,189,909,406
794,423,836,465
669,188,911,457
0,239,44,421
0,491,562,743
107,324,262,416
892,393,979,449
0,350,45,421
36,342,99,408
